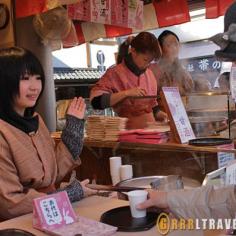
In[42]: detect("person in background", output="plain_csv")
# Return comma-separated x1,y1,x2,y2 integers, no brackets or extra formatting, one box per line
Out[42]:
0,47,96,220
138,1,236,221
218,72,230,91
193,74,212,92
150,30,194,96
90,32,167,129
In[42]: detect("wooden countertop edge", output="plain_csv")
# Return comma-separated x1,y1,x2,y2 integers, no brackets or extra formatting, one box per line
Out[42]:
51,133,236,154
117,142,236,154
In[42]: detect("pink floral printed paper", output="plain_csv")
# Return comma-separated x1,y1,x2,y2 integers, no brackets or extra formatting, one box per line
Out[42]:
43,216,117,236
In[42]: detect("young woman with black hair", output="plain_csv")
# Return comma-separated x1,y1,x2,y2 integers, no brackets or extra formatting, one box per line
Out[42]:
0,47,95,220
90,32,167,129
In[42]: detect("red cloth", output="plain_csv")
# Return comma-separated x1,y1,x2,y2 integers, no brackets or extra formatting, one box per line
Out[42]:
153,0,190,27
15,0,47,18
73,23,86,44
104,25,132,38
119,129,170,144
205,0,234,18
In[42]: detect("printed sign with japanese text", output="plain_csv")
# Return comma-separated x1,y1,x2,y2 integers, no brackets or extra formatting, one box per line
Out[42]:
68,0,143,29
183,57,222,73
162,87,195,143
33,191,118,236
217,143,235,168
33,191,76,231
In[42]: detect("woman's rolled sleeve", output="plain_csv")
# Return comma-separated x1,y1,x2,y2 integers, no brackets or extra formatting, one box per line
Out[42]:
167,185,236,220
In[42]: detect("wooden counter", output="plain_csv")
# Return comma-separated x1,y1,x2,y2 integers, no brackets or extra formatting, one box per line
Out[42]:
84,139,236,154
52,133,235,185
0,196,226,236
51,132,236,154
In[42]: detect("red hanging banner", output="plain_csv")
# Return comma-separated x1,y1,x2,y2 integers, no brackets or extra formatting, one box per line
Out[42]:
15,0,47,18
73,22,86,44
104,25,132,38
153,0,190,27
15,0,64,18
205,0,234,18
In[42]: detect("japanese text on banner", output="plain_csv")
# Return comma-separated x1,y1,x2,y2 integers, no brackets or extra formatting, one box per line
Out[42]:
68,0,143,29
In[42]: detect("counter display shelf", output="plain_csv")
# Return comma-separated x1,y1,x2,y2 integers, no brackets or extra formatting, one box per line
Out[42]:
51,132,236,185
185,91,236,138
51,132,236,154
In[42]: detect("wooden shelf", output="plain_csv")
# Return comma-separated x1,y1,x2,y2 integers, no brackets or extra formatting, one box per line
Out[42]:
117,141,236,154
51,133,236,154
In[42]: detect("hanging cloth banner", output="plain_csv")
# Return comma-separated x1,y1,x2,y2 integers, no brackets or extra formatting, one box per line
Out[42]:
15,0,79,18
153,0,190,27
67,0,143,29
15,0,47,18
205,0,234,19
71,1,190,45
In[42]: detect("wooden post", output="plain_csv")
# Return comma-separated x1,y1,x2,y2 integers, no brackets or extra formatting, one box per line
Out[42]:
0,0,15,48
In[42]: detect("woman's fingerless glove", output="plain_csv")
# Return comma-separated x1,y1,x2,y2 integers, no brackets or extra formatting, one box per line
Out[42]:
61,114,85,160
55,179,84,203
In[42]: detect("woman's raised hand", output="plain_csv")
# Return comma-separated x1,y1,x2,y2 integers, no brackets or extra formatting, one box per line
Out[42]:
67,97,86,119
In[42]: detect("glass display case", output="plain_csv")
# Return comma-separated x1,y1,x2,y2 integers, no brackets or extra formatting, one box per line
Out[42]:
185,91,236,138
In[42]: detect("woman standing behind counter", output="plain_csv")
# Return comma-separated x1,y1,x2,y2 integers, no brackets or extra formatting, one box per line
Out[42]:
90,32,167,129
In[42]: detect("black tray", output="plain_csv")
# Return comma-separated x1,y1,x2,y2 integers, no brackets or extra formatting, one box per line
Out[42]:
100,206,159,232
0,229,35,236
189,138,232,146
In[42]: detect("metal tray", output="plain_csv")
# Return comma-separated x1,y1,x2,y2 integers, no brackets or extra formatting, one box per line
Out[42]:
0,229,35,236
116,175,201,189
100,206,159,232
189,138,232,146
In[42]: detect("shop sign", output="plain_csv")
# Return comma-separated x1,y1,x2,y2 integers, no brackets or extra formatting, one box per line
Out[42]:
182,57,222,73
68,0,143,29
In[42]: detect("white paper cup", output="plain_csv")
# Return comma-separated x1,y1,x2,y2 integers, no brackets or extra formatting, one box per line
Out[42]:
120,165,133,181
109,157,122,177
111,174,120,185
127,190,148,218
